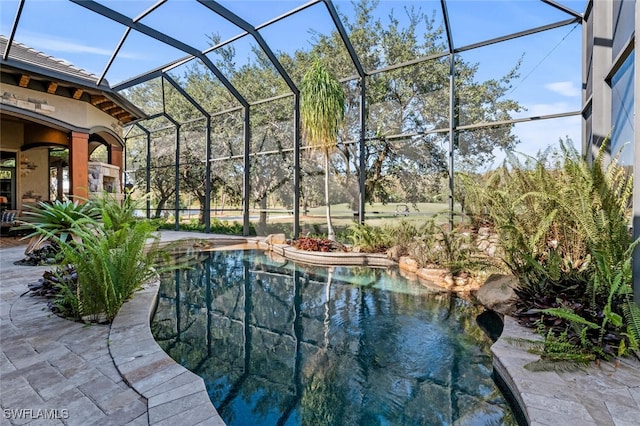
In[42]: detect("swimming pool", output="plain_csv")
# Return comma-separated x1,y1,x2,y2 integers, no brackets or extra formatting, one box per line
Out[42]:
151,249,515,425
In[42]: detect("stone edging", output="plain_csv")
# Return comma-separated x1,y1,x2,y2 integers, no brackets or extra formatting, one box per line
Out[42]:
491,316,539,425
109,280,225,426
266,243,397,267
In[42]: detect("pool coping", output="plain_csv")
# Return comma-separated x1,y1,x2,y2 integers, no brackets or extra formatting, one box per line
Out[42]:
491,316,640,425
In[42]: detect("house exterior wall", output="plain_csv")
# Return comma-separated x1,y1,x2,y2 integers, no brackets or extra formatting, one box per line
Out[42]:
1,85,122,134
1,83,127,209
583,0,639,300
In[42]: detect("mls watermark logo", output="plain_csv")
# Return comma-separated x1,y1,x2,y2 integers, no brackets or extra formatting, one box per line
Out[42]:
3,408,69,420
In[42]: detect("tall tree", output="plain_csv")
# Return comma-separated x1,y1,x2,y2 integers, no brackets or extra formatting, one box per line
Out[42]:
300,59,346,241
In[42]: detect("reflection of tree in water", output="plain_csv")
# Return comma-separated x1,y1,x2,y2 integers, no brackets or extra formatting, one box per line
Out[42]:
151,250,516,425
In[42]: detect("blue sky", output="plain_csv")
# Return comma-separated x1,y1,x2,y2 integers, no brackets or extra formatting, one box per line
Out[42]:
0,0,586,164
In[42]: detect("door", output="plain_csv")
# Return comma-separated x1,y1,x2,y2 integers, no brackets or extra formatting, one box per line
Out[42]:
0,152,16,210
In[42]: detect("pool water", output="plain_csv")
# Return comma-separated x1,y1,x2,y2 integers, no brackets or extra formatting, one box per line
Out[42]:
151,250,516,426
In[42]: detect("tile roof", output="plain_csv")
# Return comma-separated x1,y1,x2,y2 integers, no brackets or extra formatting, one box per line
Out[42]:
0,35,103,86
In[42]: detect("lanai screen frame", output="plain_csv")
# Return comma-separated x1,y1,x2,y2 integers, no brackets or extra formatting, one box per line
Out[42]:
3,0,585,239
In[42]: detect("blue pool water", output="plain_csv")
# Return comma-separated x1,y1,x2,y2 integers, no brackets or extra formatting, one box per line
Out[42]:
151,249,515,425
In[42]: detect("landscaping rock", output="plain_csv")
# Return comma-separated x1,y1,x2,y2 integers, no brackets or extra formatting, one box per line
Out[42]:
264,233,287,245
474,274,518,315
398,256,419,273
416,268,449,284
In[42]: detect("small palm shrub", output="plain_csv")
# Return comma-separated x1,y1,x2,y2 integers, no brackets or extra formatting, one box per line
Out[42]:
462,141,640,362
25,194,170,323
15,199,100,254
92,192,144,234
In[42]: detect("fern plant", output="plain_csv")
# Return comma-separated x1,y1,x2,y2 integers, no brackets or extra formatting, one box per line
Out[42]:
57,220,165,322
462,139,639,362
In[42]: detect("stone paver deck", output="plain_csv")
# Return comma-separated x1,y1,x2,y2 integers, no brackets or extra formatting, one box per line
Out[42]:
493,317,640,426
1,230,640,425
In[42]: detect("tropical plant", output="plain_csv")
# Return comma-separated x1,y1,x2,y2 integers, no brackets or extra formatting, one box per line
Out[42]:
92,191,145,232
15,199,100,254
408,219,486,274
462,140,639,361
56,220,164,322
346,223,393,253
300,59,345,241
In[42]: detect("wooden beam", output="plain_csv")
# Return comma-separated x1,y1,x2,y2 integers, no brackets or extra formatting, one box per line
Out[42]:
72,88,83,100
91,95,109,106
102,103,118,112
18,75,30,87
47,82,58,94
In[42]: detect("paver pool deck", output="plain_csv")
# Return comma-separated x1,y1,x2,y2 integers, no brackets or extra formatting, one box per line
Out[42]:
1,230,639,425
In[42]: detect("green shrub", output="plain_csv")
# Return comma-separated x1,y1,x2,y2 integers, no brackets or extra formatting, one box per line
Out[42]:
408,219,486,274
57,220,164,322
15,199,100,254
346,223,393,253
462,141,639,361
25,194,172,323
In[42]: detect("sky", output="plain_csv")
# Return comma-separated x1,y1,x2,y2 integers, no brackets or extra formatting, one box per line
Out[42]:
0,0,587,167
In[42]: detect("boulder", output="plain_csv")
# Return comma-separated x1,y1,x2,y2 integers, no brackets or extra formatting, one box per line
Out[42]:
398,256,419,273
475,274,518,315
264,233,287,246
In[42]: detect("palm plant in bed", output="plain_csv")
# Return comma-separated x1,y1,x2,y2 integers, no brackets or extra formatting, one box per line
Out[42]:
462,141,640,367
29,194,168,322
15,199,100,262
300,58,345,241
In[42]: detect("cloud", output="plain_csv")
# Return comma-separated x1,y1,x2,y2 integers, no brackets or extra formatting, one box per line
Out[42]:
545,81,581,97
20,34,112,57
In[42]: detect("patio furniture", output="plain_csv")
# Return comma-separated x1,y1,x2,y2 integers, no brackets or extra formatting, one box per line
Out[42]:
0,210,18,235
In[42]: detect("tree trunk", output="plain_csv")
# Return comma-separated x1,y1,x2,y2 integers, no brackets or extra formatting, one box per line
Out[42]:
258,196,268,235
324,152,335,241
155,199,166,218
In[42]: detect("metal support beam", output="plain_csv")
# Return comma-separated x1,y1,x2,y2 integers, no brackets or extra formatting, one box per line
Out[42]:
634,0,640,304
243,107,251,237
293,94,301,238
448,54,456,227
358,78,366,224
3,0,24,61
174,124,181,231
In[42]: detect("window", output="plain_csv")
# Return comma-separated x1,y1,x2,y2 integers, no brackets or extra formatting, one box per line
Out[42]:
611,50,634,166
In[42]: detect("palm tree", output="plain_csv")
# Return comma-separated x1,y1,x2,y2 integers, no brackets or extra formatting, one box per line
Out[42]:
300,59,345,241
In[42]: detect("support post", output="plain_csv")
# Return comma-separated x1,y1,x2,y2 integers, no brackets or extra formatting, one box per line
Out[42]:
294,94,301,238
243,107,251,236
69,131,89,201
448,54,457,227
358,77,366,224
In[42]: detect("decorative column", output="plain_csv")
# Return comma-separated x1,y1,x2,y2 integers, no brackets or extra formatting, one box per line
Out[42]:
110,144,124,193
70,131,89,201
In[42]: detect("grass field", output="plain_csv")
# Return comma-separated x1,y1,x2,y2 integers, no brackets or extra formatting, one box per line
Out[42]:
170,202,460,238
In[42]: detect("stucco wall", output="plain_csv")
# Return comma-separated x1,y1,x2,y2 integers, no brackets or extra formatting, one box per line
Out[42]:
1,86,121,134
0,120,23,150
19,148,49,206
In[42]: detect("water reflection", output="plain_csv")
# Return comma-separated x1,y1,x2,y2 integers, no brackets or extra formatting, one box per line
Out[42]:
151,250,515,426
